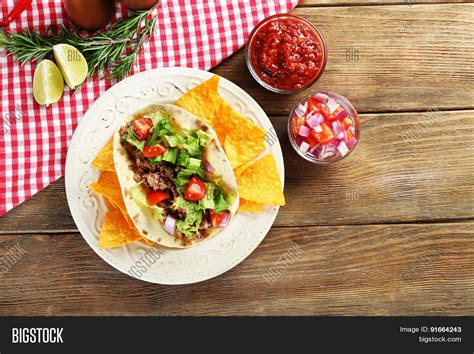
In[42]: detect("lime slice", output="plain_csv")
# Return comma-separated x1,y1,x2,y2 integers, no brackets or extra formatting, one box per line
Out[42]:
53,44,88,89
33,59,64,106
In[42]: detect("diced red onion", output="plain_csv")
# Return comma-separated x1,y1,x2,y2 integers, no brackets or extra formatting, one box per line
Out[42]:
337,141,349,157
164,215,177,235
341,129,348,142
219,212,231,228
317,145,326,159
295,135,304,147
335,109,349,120
299,125,311,137
318,144,336,160
347,136,358,149
307,112,324,127
327,98,339,113
324,150,336,159
312,93,329,104
313,125,323,133
294,102,307,117
306,113,323,128
203,159,215,173
349,126,355,135
300,141,310,154
309,143,321,155
329,139,339,148
332,121,344,139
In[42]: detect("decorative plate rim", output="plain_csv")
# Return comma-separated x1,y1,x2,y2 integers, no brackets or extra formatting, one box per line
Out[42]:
65,67,285,285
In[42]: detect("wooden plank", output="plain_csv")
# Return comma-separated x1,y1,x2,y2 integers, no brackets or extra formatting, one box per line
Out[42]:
0,222,472,316
1,110,472,232
300,0,471,5
278,110,474,226
213,4,474,114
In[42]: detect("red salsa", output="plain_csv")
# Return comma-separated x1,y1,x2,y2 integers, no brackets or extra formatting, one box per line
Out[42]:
248,16,325,91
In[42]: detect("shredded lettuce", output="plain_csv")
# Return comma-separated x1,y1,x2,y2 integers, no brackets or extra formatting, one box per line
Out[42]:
183,140,202,158
177,130,208,158
165,134,181,147
199,183,215,210
149,155,163,165
188,157,201,169
213,188,229,214
177,149,190,167
162,148,178,164
196,130,211,146
122,125,145,152
151,206,165,222
146,114,174,146
173,196,204,238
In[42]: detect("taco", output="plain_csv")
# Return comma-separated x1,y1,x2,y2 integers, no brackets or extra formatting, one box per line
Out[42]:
113,104,239,248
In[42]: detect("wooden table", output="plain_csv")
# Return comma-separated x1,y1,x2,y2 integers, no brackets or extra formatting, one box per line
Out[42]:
0,1,473,316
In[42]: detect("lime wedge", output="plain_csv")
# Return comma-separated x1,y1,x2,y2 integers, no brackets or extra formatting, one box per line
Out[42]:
33,59,64,106
53,44,88,89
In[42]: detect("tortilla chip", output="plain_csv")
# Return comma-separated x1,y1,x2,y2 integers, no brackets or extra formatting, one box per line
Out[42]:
233,159,256,178
91,171,134,228
103,198,117,212
99,210,142,248
236,154,285,206
238,198,265,212
175,75,220,125
176,75,266,169
92,139,115,171
214,100,266,169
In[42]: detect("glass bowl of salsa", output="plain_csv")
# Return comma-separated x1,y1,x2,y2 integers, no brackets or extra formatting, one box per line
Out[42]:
288,92,360,164
246,14,327,94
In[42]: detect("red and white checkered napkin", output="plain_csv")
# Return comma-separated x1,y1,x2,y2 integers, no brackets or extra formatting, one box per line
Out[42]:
0,0,299,215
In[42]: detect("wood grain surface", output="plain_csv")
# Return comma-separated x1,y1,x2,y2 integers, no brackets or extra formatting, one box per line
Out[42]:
0,222,472,316
0,1,473,316
214,4,474,115
1,110,473,233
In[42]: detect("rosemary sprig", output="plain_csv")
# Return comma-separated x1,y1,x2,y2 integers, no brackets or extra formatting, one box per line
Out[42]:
0,8,158,81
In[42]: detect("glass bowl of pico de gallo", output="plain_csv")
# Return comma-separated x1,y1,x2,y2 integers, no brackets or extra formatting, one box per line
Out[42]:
245,14,328,94
288,92,360,164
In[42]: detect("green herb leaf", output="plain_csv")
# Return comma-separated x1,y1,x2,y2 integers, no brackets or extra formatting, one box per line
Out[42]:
0,7,159,84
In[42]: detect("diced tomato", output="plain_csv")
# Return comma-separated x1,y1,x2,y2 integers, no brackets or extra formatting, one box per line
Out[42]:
147,191,169,206
133,117,153,140
307,98,319,114
316,103,331,120
341,117,353,129
143,143,167,158
209,210,230,228
306,133,319,147
311,123,335,144
184,176,207,201
308,99,330,118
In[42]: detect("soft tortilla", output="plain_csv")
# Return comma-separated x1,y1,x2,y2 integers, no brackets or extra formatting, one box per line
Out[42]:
113,104,239,248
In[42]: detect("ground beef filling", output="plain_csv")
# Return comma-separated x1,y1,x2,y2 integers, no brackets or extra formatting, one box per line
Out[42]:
119,123,211,237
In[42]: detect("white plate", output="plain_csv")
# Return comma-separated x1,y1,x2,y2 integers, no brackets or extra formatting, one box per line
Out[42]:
65,67,284,284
